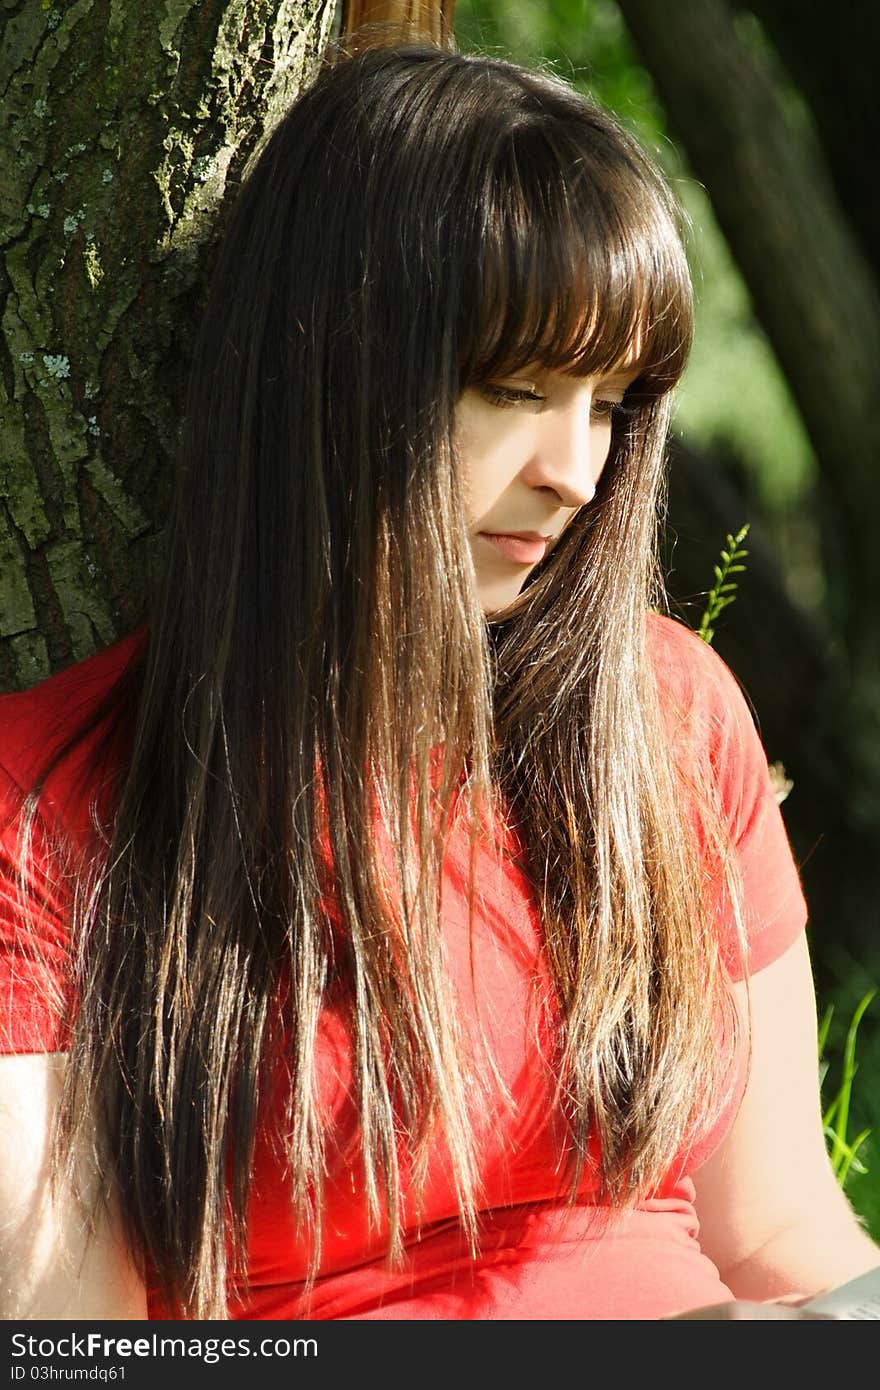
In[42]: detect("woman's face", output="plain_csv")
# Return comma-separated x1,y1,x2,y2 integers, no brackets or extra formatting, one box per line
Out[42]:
455,363,638,614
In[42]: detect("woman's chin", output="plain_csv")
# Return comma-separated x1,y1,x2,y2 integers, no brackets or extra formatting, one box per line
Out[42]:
478,583,526,617
478,578,534,620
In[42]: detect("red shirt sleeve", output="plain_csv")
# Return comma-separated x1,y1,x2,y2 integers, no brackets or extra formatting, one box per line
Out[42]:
0,757,75,1054
0,630,144,1056
648,613,808,980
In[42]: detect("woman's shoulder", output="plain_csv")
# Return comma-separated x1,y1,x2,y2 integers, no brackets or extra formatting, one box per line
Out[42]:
647,613,807,974
0,631,146,1056
646,610,760,757
647,610,743,708
0,628,146,822
645,609,776,820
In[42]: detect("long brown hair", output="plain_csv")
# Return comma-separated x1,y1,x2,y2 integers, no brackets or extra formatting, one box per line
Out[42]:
32,42,744,1318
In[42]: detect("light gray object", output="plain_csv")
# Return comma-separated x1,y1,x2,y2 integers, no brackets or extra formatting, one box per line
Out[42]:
802,1265,880,1319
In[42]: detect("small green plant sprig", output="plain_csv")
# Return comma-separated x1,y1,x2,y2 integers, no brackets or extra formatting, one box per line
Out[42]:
697,524,750,646
819,989,876,1189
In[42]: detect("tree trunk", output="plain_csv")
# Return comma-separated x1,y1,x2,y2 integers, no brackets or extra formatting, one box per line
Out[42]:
745,0,880,283
0,0,337,692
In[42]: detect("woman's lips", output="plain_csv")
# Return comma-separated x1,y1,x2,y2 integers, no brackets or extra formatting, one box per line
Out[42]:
477,532,550,565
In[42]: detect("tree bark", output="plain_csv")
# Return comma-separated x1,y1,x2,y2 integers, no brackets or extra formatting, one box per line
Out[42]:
0,0,337,692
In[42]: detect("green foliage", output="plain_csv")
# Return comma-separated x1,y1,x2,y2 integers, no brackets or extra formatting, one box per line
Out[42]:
454,0,667,147
696,524,749,646
820,990,876,1190
672,176,817,519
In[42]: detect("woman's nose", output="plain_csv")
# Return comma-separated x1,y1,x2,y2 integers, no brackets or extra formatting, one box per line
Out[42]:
521,401,603,508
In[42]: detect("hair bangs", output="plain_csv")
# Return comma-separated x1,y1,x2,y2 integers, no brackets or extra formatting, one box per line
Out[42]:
459,119,693,397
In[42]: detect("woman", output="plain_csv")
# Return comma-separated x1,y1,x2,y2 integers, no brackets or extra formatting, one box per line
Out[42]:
1,41,877,1321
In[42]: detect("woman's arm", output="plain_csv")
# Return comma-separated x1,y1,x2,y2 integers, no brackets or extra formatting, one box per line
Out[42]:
691,932,880,1302
0,1052,148,1319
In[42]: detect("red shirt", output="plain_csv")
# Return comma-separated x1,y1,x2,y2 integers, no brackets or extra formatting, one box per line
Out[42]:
0,614,807,1319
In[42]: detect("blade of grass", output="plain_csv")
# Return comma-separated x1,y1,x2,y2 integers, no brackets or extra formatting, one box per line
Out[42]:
833,990,876,1168
837,1128,871,1187
823,989,875,1180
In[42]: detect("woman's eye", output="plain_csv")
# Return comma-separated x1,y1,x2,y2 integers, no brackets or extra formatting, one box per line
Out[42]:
477,384,638,421
479,384,545,408
591,398,624,423
591,397,640,427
